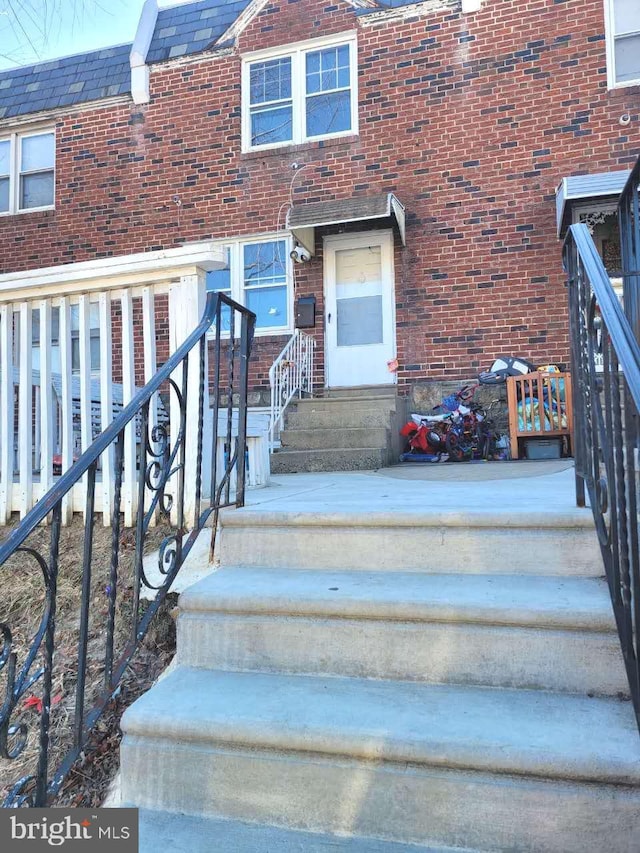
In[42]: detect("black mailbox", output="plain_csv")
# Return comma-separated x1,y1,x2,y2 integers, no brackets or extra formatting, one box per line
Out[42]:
295,296,316,329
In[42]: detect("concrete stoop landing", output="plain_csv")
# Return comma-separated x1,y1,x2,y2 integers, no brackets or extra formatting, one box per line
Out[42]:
271,385,401,473
120,470,640,853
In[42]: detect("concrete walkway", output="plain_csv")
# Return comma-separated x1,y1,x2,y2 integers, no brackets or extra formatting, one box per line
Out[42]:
243,460,585,517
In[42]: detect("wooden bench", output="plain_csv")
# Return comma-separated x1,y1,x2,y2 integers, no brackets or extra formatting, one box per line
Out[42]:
506,372,574,460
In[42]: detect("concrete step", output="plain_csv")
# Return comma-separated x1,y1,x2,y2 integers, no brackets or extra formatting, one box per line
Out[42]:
280,427,390,451
218,509,602,576
177,569,628,696
322,385,398,399
271,447,389,474
137,810,459,853
286,407,393,430
121,668,640,852
295,396,397,412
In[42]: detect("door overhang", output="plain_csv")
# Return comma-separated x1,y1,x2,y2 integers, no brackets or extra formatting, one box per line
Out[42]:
287,192,406,256
555,170,630,238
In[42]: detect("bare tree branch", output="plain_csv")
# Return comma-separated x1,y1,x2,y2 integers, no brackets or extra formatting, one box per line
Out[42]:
0,0,127,67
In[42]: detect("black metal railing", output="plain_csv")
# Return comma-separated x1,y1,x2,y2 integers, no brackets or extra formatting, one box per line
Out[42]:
565,218,640,732
619,156,640,344
0,292,255,806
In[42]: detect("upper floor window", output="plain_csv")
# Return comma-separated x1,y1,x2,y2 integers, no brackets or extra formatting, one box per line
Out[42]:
0,130,55,215
242,33,358,151
606,0,640,87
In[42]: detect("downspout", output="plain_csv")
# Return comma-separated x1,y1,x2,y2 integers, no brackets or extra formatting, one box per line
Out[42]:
130,0,159,105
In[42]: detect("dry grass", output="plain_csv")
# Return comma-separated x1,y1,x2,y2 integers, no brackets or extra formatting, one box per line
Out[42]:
0,516,176,806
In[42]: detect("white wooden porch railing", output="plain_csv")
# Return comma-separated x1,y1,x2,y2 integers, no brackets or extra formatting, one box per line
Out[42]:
269,330,315,450
0,244,244,526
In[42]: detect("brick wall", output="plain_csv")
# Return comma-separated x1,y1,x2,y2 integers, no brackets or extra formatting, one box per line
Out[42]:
1,0,638,394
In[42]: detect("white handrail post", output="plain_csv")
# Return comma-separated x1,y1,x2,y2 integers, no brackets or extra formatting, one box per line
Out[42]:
18,302,33,519
169,269,207,525
59,297,73,525
39,299,54,510
78,295,93,520
99,292,114,527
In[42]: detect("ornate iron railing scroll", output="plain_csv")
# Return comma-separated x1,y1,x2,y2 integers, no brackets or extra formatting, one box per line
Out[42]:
0,292,255,805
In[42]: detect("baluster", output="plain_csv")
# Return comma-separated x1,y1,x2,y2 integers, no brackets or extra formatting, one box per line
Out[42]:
142,287,158,525
78,296,92,519
18,303,33,519
194,336,205,527
225,310,235,505
99,292,114,526
210,298,221,505
0,304,15,522
121,290,136,527
132,405,148,647
59,298,73,524
34,501,62,806
39,300,53,505
236,311,250,508
104,432,124,689
74,461,96,747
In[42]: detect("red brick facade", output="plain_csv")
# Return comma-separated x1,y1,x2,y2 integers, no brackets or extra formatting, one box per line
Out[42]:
1,0,638,393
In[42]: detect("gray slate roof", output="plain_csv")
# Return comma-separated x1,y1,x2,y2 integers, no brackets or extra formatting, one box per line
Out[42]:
146,0,253,64
0,43,132,121
0,0,438,121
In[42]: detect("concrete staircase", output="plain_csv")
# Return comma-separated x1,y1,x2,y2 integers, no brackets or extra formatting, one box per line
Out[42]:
271,385,400,473
120,504,640,852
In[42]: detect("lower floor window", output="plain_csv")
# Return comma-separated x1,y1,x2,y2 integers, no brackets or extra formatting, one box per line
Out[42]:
206,236,291,334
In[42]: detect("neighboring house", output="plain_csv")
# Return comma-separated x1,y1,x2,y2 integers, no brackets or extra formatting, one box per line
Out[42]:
0,0,637,437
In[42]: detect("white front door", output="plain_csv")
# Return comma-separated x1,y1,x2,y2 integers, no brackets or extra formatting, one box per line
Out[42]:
324,231,396,388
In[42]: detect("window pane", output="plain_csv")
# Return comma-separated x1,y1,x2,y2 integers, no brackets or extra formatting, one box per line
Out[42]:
21,133,54,172
306,90,351,137
246,285,288,329
206,248,231,292
306,45,350,96
0,140,9,176
90,336,101,372
337,295,383,347
250,57,291,105
250,103,293,146
615,34,640,82
0,177,8,213
20,171,54,209
614,0,639,35
244,240,287,287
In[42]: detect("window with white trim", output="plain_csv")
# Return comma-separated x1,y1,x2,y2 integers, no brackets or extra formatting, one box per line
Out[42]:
206,237,292,334
0,130,55,214
606,0,640,87
243,34,357,150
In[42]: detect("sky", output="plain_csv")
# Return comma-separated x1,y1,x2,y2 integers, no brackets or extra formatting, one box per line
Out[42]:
0,0,189,70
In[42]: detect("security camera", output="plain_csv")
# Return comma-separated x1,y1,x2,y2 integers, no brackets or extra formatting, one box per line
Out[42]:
290,244,312,263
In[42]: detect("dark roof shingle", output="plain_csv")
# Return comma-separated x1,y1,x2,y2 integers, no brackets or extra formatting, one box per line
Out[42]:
146,0,252,64
0,43,132,121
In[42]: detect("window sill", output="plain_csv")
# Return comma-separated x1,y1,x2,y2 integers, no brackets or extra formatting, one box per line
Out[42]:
0,205,55,218
241,134,359,161
607,80,640,94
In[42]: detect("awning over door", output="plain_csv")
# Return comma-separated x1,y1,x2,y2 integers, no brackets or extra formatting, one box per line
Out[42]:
556,170,630,237
287,192,406,255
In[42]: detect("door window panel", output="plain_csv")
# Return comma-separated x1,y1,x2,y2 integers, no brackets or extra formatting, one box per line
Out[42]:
335,246,383,347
